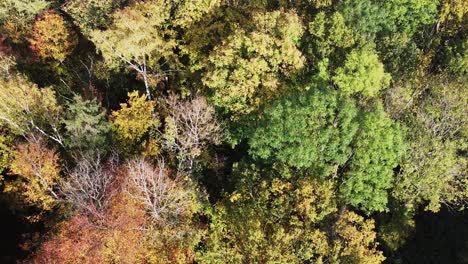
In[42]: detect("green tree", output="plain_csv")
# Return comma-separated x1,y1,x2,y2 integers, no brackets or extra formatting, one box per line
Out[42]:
340,104,403,214
333,46,391,97
393,75,467,212
62,95,110,159
339,0,439,37
382,0,439,36
202,9,305,116
248,88,359,177
63,0,125,34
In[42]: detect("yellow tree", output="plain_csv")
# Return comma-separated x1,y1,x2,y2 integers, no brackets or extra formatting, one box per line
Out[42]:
332,210,386,264
111,91,158,156
0,74,64,146
7,137,61,211
29,11,77,62
202,10,305,116
91,2,176,99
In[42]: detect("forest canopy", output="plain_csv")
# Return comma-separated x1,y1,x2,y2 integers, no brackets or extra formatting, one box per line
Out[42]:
0,0,466,263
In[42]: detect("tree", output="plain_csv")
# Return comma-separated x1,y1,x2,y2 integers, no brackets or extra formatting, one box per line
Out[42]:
0,129,13,175
60,153,119,217
0,74,64,146
438,0,467,34
0,0,49,43
62,95,111,159
7,137,61,211
0,0,48,24
31,214,106,263
393,75,467,212
382,0,439,36
62,0,125,34
29,11,77,62
333,46,391,97
126,157,199,226
332,210,386,263
111,91,158,156
178,3,248,73
91,1,176,99
197,164,337,263
32,193,150,263
163,94,224,171
339,0,439,37
309,11,356,58
247,88,359,177
340,104,403,214
32,188,200,263
202,9,305,116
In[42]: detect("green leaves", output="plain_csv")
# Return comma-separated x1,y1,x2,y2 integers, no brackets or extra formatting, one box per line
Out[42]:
340,104,403,213
248,88,359,177
333,46,391,97
62,95,110,159
339,0,439,37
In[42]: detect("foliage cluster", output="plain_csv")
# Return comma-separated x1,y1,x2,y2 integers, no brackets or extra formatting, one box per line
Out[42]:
0,0,466,263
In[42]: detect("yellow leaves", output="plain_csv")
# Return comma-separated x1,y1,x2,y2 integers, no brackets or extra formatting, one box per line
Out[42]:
28,11,77,62
270,178,292,194
203,9,305,116
229,192,242,202
333,210,385,264
91,1,176,70
295,179,337,223
103,229,146,263
8,137,60,211
439,0,467,26
0,74,61,137
174,0,222,28
111,91,158,154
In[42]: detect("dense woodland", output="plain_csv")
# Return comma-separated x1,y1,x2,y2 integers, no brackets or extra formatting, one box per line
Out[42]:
0,0,466,263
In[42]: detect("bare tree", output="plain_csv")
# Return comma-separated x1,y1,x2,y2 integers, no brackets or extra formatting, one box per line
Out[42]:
60,153,119,217
163,95,224,172
126,157,194,225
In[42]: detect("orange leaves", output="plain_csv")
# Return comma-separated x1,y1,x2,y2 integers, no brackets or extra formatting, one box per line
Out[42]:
8,137,60,211
28,11,77,62
32,214,105,263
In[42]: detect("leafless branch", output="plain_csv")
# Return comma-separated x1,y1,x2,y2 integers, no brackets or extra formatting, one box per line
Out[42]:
60,152,119,217
162,95,224,172
126,157,193,226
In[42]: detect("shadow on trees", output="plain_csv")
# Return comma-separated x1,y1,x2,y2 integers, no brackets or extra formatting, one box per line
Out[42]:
389,207,468,264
